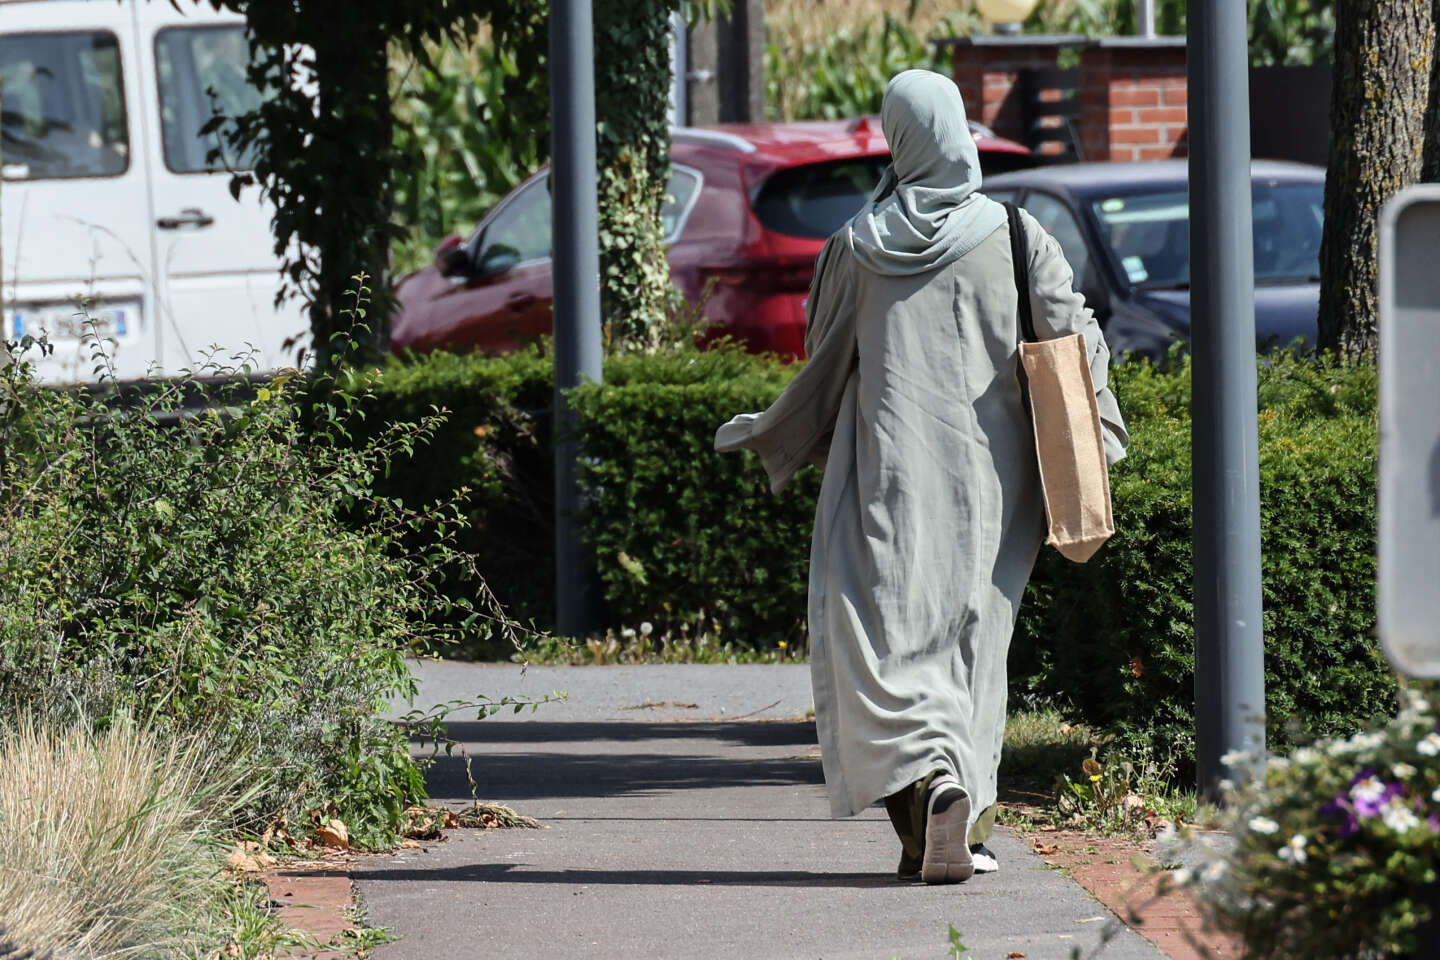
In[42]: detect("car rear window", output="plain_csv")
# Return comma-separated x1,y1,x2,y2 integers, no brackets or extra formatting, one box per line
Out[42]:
751,157,887,239
0,31,129,180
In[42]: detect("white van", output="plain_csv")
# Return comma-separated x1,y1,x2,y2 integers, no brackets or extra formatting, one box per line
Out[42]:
1,0,304,382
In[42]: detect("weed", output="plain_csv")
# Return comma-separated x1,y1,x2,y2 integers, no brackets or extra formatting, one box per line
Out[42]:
1052,746,1198,836
946,924,968,957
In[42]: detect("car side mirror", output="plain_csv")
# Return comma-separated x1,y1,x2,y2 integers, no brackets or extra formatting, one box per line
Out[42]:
475,244,521,278
434,235,472,278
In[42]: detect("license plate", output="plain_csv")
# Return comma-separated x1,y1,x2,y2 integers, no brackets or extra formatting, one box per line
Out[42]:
6,301,139,342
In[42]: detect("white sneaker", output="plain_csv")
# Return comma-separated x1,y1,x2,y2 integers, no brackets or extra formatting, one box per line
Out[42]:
969,843,999,874
921,775,973,884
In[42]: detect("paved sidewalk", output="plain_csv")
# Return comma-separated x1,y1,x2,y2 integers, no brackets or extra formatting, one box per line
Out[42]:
358,662,1164,960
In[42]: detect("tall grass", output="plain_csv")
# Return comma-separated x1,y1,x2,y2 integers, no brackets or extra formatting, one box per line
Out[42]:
763,1,982,121
763,0,979,50
0,717,248,958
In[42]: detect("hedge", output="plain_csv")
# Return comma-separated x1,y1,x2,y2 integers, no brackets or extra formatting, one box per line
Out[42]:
355,345,1390,754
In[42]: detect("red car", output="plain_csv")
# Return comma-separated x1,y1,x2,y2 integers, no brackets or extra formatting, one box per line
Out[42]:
391,119,1033,359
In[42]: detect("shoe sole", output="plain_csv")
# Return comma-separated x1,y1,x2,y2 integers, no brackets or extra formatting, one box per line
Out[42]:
921,786,973,884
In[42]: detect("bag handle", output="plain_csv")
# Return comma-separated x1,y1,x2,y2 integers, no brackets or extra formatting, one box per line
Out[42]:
1004,202,1039,345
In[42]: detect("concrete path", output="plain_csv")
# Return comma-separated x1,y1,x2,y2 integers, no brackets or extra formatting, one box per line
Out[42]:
358,662,1164,960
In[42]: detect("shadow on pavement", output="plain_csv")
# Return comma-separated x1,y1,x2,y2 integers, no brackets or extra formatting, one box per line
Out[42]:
415,720,818,748
352,862,896,890
425,750,824,801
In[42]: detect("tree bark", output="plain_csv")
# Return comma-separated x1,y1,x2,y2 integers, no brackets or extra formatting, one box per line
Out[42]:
1424,0,1440,181
1317,0,1435,358
310,7,393,368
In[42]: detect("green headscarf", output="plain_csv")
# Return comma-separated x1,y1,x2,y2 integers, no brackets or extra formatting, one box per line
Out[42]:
846,69,1008,277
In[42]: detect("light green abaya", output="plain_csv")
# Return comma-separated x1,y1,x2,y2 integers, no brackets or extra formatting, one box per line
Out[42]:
714,71,1127,825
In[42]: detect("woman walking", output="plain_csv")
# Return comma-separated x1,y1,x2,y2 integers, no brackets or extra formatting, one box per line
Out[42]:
714,69,1127,884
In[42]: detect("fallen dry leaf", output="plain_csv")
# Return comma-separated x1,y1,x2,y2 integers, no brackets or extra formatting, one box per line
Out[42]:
1033,842,1060,856
315,818,350,850
1008,953,1027,958
226,847,262,873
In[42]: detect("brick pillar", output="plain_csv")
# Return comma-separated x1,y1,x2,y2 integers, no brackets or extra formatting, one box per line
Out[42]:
1079,41,1188,162
949,41,1068,143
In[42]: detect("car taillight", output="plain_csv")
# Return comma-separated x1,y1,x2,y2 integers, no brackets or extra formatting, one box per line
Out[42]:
701,259,814,292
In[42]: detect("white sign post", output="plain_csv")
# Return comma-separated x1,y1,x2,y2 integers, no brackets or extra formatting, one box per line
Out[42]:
1378,185,1440,678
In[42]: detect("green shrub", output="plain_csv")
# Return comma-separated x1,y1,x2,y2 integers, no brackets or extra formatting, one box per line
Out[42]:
340,346,556,643
359,345,1388,757
570,347,812,645
1014,351,1388,758
0,337,492,847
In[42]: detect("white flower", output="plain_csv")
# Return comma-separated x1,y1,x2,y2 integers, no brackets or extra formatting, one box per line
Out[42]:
1351,775,1388,805
639,621,653,637
1218,779,1235,794
1351,732,1386,752
620,627,637,639
1418,733,1440,757
1170,866,1194,886
1431,785,1440,803
1249,816,1280,835
1293,747,1321,765
1220,750,1252,766
1267,756,1291,771
1392,762,1418,779
1277,834,1308,864
1202,860,1229,883
1381,797,1422,834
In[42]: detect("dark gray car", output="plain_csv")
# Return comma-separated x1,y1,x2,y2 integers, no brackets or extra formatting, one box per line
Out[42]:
984,160,1325,360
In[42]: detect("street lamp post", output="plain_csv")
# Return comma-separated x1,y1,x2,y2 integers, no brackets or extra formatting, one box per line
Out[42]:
550,0,605,639
1187,0,1268,798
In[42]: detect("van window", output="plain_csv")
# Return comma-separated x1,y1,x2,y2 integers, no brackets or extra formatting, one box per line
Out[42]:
0,31,129,180
155,26,262,173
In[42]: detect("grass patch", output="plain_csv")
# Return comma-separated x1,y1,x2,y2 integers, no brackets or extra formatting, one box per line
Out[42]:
517,625,802,665
1001,707,1202,838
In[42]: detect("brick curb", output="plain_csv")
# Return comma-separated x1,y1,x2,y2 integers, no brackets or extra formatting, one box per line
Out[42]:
260,865,355,959
1025,829,1243,959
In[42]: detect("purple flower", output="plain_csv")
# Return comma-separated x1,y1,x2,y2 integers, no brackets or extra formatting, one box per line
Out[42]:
1322,796,1361,838
1349,771,1403,817
1428,813,1440,834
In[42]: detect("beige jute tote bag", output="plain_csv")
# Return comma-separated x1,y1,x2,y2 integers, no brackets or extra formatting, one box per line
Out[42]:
1004,203,1114,563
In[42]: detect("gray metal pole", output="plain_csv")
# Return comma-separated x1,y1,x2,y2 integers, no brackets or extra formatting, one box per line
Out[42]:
1137,0,1157,38
1188,0,1267,798
550,0,605,639
670,12,688,127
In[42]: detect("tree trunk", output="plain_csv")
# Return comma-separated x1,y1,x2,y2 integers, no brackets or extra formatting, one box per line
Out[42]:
1424,0,1440,182
1317,0,1435,358
309,5,393,368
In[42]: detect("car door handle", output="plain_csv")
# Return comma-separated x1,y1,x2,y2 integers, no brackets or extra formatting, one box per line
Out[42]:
156,208,215,230
506,293,536,311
